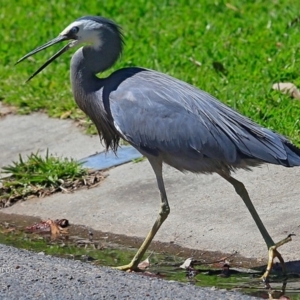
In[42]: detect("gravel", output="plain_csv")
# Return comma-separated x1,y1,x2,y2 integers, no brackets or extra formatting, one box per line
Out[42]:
0,244,258,299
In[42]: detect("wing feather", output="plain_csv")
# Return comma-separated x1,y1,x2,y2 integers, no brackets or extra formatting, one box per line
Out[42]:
107,68,299,166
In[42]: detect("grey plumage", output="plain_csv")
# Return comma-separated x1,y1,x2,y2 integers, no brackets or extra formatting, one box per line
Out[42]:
16,15,300,277
108,68,300,169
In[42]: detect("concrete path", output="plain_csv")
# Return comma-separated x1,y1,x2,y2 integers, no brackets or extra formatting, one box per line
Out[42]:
1,109,300,264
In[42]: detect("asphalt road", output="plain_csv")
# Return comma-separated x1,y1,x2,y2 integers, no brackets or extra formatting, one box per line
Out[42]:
0,244,257,300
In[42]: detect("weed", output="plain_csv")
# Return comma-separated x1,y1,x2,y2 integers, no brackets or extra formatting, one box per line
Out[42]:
0,151,104,207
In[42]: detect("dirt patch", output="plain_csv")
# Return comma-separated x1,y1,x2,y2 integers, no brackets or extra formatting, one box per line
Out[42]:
0,211,264,270
0,170,106,208
0,102,17,117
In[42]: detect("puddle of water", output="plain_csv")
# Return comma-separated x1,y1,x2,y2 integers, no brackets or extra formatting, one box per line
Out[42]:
79,145,143,170
1,212,300,299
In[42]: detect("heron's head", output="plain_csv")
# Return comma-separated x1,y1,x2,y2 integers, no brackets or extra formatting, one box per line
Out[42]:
16,16,123,81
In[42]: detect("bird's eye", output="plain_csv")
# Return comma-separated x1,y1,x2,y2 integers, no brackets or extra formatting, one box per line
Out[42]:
70,26,79,34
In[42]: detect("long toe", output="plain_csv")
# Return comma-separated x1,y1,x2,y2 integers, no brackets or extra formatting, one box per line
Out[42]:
113,263,141,272
262,248,285,282
262,234,294,281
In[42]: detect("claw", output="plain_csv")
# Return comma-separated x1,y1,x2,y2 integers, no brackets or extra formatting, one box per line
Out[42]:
261,234,294,282
113,262,142,272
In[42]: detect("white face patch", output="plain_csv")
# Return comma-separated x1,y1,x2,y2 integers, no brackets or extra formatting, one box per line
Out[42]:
60,20,103,48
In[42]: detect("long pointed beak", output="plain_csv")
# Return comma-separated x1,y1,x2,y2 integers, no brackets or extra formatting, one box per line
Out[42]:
16,35,77,82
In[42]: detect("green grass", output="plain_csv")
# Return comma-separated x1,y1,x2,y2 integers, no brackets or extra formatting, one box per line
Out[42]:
0,151,88,206
1,0,300,141
2,151,86,184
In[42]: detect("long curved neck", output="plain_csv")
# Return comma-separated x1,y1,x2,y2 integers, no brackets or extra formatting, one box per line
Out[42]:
70,30,122,107
70,38,122,151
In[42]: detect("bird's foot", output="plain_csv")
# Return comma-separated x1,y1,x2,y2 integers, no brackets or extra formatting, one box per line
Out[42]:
113,262,142,272
261,234,295,284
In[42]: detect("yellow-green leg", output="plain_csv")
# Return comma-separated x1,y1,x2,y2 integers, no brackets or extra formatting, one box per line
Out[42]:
262,234,293,281
115,159,170,271
220,173,293,280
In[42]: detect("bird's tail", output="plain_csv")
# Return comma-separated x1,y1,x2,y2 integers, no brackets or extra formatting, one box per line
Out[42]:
283,141,300,167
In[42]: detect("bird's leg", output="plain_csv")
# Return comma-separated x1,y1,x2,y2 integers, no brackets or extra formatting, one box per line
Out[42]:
219,173,293,281
263,234,293,283
115,159,170,271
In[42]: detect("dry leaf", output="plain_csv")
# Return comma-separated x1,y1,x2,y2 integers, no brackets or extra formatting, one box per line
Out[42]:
138,257,150,270
25,219,69,233
25,220,51,233
272,82,300,99
46,219,61,239
226,3,238,11
1,227,15,233
60,111,72,119
180,257,193,269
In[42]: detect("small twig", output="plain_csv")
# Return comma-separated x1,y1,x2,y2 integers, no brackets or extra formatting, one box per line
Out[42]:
59,185,70,193
189,57,202,67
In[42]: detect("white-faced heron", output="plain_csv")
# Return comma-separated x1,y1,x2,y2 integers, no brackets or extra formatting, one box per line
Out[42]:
16,16,299,280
